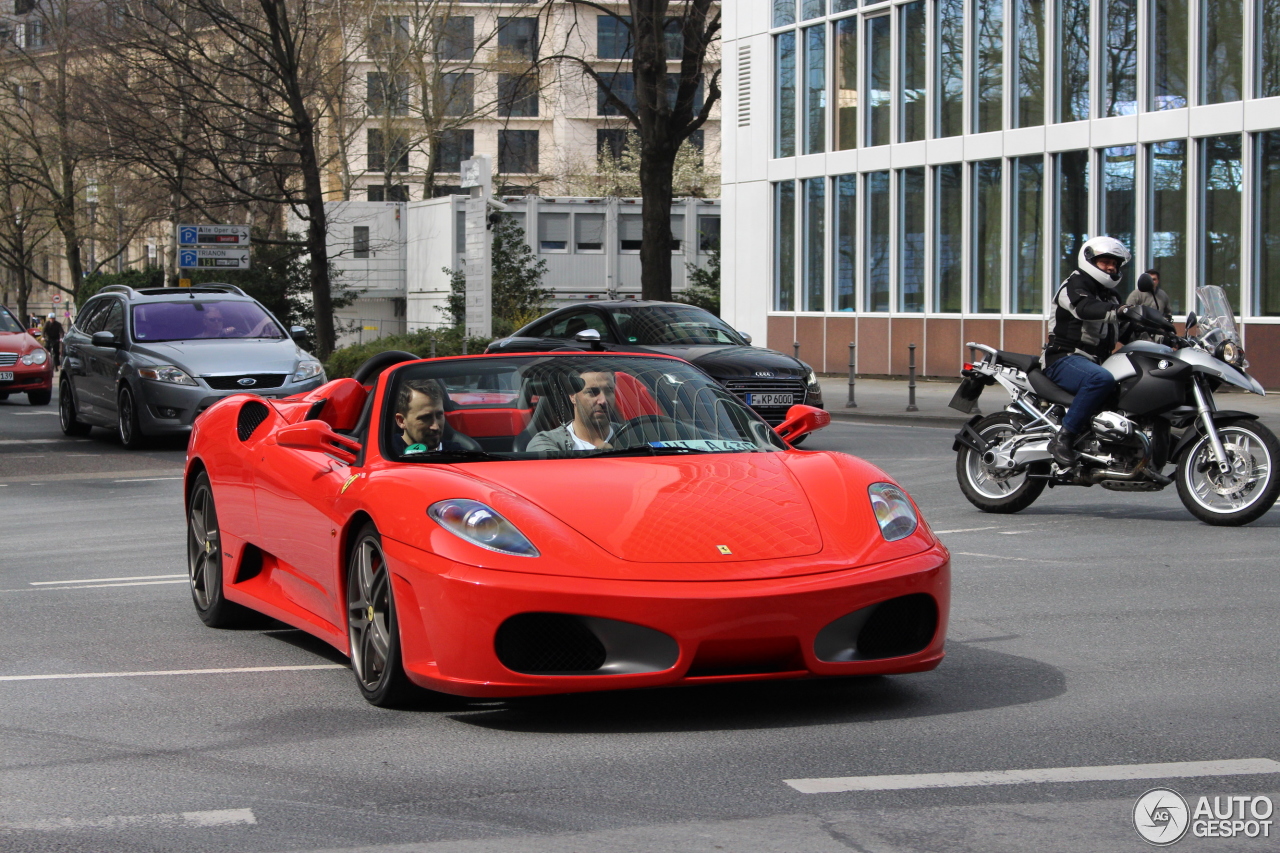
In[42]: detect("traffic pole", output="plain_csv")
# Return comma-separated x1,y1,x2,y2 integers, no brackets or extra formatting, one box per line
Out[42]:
846,343,857,408
906,343,918,412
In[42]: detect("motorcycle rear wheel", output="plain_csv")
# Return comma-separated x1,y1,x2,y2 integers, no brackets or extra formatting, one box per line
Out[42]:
1175,421,1280,526
956,413,1047,514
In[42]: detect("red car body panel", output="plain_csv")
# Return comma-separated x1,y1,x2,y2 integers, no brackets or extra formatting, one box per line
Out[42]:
0,329,53,396
186,353,950,697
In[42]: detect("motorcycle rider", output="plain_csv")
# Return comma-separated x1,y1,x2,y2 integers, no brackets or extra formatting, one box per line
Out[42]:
1044,236,1143,467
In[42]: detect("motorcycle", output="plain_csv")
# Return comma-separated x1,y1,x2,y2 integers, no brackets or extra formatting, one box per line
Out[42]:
949,286,1278,526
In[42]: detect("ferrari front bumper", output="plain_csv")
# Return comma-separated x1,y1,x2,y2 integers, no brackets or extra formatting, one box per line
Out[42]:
381,539,950,698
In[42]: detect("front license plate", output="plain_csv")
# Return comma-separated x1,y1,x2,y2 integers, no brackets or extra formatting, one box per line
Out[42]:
746,393,793,406
0,371,13,382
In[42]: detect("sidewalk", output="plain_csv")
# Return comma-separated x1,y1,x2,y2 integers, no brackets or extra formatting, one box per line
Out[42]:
818,374,1280,432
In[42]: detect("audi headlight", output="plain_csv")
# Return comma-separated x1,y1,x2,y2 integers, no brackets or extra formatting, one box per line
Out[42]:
868,482,918,541
21,348,47,365
138,365,198,386
428,499,539,557
806,369,820,388
292,359,325,383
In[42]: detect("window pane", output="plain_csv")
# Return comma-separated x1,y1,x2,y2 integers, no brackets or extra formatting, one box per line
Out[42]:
835,19,858,150
865,171,890,311
1058,0,1090,121
1012,156,1044,313
1149,140,1187,313
833,174,857,311
1263,0,1280,98
498,129,538,174
803,178,825,310
441,73,473,116
1056,149,1091,282
1200,0,1242,104
774,0,797,27
803,0,826,20
1150,0,1188,109
598,73,637,116
934,163,963,312
899,1,926,142
804,25,826,154
576,213,605,251
353,226,370,259
437,129,473,172
436,16,474,61
1104,0,1138,115
498,73,538,117
1201,135,1242,308
972,160,1002,313
975,0,1003,132
538,212,569,252
899,167,925,312
1014,0,1044,127
833,0,857,10
498,18,538,61
1101,146,1136,295
670,214,685,252
936,0,964,137
697,216,720,252
1257,132,1280,315
775,181,796,310
776,33,797,157
866,15,891,146
597,15,632,59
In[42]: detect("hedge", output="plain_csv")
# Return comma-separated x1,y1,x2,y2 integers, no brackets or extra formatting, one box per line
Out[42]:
324,327,493,379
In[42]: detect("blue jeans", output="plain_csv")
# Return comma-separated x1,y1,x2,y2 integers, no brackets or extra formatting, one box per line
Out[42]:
1043,355,1116,435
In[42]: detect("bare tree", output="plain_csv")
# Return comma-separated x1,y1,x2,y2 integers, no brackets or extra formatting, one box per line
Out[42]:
551,0,720,301
0,137,57,323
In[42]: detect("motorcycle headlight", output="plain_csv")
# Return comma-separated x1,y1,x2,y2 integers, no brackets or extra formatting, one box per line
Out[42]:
868,482,918,542
138,365,198,386
428,499,539,557
292,359,325,383
21,348,47,365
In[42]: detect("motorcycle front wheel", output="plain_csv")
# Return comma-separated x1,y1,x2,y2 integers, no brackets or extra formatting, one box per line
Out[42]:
955,413,1047,514
1175,421,1280,526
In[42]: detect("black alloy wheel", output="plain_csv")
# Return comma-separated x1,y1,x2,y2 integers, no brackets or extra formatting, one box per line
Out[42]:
186,472,251,627
27,388,50,406
346,524,419,707
59,381,91,436
117,386,147,449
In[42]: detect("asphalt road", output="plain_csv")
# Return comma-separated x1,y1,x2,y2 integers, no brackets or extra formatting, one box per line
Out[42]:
1,398,1277,853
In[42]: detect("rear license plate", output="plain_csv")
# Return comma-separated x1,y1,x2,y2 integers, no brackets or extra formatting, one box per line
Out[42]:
746,393,793,406
0,372,13,382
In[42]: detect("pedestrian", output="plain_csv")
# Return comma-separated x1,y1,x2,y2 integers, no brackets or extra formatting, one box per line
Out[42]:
42,312,64,367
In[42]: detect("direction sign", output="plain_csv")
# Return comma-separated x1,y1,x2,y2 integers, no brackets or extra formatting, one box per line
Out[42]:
178,247,251,270
176,224,251,247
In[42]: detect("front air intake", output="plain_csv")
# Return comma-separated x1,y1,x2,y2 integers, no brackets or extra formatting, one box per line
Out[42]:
495,613,607,674
236,400,270,442
814,594,939,662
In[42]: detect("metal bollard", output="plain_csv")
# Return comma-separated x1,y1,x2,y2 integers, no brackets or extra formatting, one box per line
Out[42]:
462,337,468,355
793,341,800,360
430,335,437,359
906,343,918,412
846,343,857,408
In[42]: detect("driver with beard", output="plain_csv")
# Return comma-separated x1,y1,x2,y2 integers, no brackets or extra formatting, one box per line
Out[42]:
526,369,618,452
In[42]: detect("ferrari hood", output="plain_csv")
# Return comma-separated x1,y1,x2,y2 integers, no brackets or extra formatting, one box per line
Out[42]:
470,453,823,564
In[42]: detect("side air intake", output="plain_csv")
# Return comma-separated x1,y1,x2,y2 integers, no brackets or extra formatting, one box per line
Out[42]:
813,594,939,662
237,400,270,442
494,613,679,675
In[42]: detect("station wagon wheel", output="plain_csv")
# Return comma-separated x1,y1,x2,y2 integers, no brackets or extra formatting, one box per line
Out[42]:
59,380,91,436
117,386,147,449
187,472,250,627
346,524,417,707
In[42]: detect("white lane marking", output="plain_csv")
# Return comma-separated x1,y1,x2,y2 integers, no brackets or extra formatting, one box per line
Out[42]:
113,476,183,482
998,531,1024,535
0,807,257,831
30,573,188,586
34,579,190,590
785,758,1280,794
0,438,66,445
7,454,45,458
953,551,1061,564
0,664,347,682
933,526,996,534
12,411,59,416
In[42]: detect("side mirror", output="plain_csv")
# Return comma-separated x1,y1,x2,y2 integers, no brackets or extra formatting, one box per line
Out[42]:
290,325,307,342
774,404,831,444
574,328,606,350
92,331,118,348
276,419,361,464
1185,312,1198,334
740,332,753,345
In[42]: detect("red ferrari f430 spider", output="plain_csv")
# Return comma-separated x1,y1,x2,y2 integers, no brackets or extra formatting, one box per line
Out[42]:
185,351,950,706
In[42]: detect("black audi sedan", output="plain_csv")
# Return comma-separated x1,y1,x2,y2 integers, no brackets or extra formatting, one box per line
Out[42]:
485,301,823,425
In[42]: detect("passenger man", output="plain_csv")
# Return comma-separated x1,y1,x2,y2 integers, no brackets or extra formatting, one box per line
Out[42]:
526,370,617,452
395,378,449,453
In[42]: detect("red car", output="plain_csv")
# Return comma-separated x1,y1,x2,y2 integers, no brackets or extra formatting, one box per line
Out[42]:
0,305,53,405
185,351,950,706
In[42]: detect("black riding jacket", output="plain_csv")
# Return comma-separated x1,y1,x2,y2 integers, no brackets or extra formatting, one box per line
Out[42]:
1045,270,1133,366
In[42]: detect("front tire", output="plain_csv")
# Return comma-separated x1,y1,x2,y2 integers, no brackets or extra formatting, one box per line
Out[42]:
187,473,252,627
1175,421,1280,526
956,413,1047,513
59,381,91,436
347,524,419,707
28,388,50,406
117,385,147,449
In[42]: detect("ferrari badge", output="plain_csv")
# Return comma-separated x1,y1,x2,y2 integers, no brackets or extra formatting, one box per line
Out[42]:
717,545,732,555
340,473,360,494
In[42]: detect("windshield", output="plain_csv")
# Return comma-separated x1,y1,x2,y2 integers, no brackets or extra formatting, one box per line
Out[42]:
383,354,786,462
0,306,25,334
609,305,747,346
131,300,284,343
1194,286,1242,351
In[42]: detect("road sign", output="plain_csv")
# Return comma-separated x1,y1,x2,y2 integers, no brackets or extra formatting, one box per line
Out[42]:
52,294,61,303
176,224,251,247
178,247,250,270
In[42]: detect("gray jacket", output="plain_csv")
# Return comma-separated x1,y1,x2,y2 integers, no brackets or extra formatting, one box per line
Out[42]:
525,422,617,453
1125,285,1172,319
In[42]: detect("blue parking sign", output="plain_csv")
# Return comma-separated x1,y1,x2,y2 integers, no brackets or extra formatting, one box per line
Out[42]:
179,250,198,268
179,227,198,245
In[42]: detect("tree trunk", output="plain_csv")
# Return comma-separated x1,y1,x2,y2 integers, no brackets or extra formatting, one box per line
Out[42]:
638,140,675,301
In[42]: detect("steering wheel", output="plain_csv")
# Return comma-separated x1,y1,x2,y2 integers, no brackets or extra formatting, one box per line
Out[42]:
611,415,701,448
353,350,419,384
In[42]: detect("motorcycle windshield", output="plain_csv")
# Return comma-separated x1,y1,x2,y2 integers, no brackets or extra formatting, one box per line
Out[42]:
1195,286,1242,351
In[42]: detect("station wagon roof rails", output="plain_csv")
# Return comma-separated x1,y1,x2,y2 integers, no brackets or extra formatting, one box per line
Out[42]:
134,284,249,297
97,284,139,297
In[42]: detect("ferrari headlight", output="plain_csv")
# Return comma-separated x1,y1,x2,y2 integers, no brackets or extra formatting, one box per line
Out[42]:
138,365,198,386
292,359,325,383
428,499,539,557
21,349,47,365
868,482,918,541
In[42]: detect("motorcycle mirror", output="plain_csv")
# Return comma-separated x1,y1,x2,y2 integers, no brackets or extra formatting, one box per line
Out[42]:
1137,273,1154,293
1185,311,1198,333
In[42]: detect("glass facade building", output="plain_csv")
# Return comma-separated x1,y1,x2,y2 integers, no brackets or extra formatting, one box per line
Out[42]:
731,0,1280,385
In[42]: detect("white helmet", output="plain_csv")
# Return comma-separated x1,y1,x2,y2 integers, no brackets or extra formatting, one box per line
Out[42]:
1078,236,1131,288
